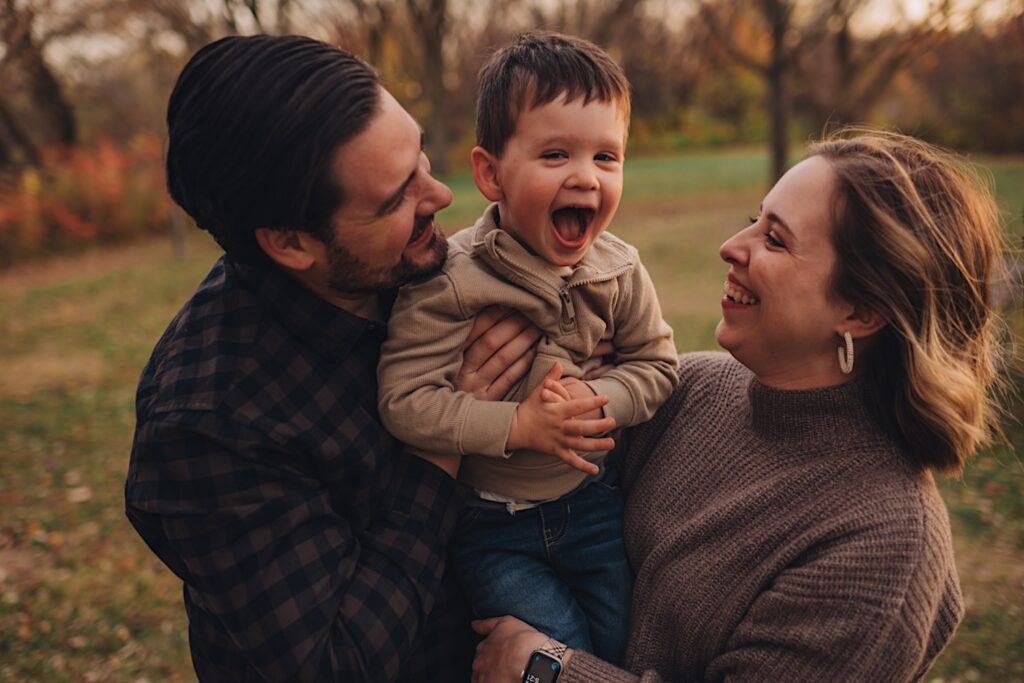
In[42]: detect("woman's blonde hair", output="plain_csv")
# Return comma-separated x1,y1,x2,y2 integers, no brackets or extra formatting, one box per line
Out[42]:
808,129,1007,473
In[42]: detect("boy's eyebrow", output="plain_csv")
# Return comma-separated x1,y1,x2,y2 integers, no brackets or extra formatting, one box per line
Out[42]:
534,132,624,149
375,131,426,217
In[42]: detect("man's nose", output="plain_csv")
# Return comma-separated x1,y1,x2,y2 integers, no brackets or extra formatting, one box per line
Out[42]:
421,173,453,214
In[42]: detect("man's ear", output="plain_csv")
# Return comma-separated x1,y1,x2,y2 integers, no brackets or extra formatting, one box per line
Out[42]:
254,228,321,271
470,146,504,202
839,304,887,340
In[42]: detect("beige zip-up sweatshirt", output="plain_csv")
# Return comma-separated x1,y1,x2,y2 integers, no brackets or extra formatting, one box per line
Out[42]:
378,204,678,501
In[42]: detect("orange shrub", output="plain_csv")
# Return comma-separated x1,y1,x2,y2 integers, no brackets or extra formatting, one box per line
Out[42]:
0,136,171,267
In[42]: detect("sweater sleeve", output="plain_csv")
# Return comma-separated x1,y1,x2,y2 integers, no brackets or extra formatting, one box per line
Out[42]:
586,257,679,428
560,651,665,683
703,497,961,682
378,271,518,458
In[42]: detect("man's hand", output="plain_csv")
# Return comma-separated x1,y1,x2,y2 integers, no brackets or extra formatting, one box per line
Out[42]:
455,306,542,400
471,616,551,683
506,363,615,474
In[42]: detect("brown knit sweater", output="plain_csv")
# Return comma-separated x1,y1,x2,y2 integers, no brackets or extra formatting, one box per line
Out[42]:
561,352,963,683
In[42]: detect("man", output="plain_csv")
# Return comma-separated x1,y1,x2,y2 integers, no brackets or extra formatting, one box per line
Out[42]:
125,35,538,681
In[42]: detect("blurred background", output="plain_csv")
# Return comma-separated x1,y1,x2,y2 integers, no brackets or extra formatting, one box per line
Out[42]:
0,1,1022,681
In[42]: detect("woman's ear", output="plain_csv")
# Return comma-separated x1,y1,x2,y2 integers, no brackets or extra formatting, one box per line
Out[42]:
254,228,320,272
840,305,887,340
471,146,504,202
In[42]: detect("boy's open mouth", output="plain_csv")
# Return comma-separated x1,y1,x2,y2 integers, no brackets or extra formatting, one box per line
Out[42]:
551,206,595,248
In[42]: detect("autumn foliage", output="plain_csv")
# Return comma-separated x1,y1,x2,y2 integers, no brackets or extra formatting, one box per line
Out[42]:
0,137,170,267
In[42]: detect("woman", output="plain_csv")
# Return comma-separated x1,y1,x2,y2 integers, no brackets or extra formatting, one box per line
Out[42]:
471,130,1006,682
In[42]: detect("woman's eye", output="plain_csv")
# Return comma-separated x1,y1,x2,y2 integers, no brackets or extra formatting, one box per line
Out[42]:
765,231,785,248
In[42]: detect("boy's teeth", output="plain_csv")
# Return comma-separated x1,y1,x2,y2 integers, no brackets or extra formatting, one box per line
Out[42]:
723,281,759,305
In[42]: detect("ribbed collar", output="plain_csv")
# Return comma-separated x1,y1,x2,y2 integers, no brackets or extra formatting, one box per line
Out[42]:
748,374,879,445
226,255,388,360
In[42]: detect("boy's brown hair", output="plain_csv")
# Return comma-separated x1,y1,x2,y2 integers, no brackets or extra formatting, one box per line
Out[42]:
476,31,631,157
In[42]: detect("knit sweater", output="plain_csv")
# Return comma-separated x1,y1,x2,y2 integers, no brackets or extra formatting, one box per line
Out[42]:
562,352,963,683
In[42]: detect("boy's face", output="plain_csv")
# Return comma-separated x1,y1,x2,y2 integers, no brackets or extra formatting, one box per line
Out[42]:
482,94,626,267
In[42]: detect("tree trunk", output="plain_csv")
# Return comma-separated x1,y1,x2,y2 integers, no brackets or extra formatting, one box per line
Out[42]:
20,39,77,147
765,0,789,183
407,0,449,177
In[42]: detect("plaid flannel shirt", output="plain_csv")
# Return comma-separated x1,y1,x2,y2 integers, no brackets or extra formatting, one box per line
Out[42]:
125,256,473,682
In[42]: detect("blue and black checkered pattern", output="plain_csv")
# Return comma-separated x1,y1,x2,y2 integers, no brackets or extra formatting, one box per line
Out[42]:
126,256,473,682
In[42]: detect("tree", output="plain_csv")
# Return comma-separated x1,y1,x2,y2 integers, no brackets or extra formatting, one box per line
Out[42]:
694,0,956,182
405,0,450,175
0,0,80,167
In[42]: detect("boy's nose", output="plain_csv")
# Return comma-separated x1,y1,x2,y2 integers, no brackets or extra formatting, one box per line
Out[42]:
566,162,599,191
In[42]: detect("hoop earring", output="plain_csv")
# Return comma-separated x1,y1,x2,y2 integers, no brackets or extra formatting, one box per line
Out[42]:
837,331,855,375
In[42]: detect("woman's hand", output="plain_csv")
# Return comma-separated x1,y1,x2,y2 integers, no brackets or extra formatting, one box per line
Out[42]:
456,306,542,400
471,616,550,683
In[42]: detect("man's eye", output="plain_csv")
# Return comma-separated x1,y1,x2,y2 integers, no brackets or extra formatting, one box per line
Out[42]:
748,215,759,224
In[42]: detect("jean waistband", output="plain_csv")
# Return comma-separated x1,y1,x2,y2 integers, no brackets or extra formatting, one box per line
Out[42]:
467,461,617,515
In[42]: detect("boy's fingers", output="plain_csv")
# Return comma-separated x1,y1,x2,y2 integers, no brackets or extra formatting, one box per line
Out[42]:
544,379,572,401
540,388,562,403
557,394,609,418
556,448,600,475
565,435,615,453
562,416,617,435
543,360,564,384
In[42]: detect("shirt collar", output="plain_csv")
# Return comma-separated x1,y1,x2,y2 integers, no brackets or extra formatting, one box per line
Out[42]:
226,256,388,359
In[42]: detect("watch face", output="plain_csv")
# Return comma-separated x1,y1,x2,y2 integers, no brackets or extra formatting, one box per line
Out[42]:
523,652,561,683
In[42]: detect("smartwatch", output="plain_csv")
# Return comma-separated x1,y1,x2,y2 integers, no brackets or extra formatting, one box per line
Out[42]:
521,638,567,683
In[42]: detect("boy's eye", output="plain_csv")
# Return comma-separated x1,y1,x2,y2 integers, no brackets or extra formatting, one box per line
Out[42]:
541,151,567,160
595,152,620,163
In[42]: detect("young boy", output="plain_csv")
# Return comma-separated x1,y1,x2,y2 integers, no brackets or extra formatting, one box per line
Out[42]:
378,32,678,663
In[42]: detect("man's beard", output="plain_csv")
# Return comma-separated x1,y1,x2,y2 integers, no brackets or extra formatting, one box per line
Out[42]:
324,219,448,295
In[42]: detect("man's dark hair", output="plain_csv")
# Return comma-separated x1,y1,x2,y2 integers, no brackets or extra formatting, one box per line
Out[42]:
166,35,381,261
476,31,631,158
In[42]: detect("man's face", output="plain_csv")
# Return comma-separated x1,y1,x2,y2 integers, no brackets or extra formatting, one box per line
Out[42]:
322,88,452,294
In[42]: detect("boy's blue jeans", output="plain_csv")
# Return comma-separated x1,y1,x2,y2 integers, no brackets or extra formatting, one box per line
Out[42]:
453,465,632,664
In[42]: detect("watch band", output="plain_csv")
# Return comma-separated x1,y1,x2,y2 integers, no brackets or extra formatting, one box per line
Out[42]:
521,638,567,683
538,638,567,662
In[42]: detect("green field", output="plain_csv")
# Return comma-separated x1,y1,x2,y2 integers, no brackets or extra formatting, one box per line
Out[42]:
1,149,1021,681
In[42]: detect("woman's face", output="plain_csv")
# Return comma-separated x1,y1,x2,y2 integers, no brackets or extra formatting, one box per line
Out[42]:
715,155,856,388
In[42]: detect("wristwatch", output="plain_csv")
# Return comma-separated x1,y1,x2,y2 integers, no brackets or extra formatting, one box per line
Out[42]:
521,638,567,683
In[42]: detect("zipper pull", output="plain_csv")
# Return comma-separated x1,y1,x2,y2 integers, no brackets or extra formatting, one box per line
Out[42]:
559,286,576,327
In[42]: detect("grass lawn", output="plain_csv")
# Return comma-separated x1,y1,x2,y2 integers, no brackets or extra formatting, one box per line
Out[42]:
0,149,1021,681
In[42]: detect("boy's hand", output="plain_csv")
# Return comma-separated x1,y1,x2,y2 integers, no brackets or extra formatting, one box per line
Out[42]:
558,377,605,420
506,363,615,474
